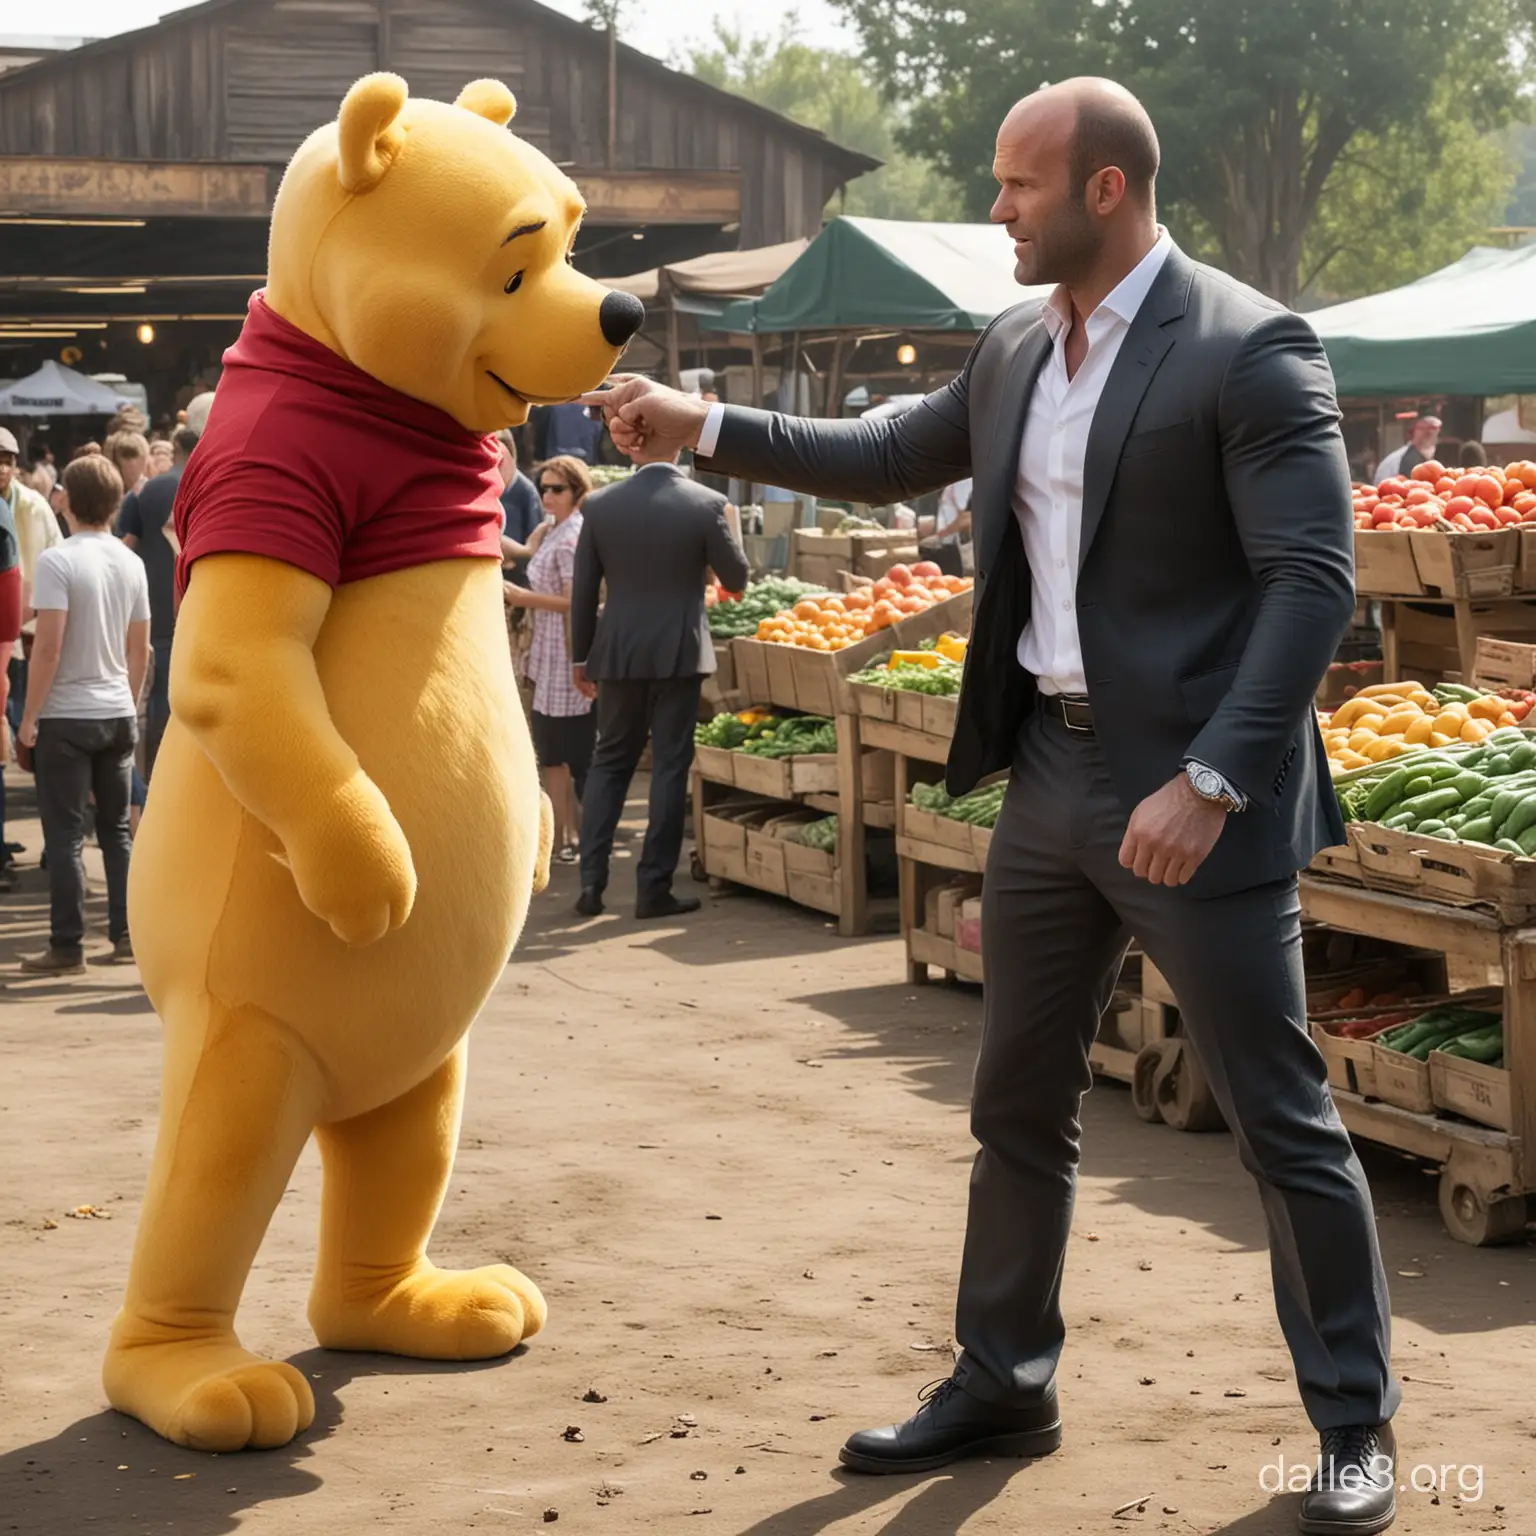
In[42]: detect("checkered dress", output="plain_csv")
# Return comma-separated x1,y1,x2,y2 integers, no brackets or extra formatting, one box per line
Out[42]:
524,511,591,719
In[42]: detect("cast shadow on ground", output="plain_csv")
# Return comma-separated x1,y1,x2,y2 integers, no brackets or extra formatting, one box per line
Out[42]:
791,980,1534,1337
0,1346,521,1536
734,1461,1304,1536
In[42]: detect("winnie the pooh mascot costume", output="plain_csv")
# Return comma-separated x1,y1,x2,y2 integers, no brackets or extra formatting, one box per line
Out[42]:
105,73,644,1453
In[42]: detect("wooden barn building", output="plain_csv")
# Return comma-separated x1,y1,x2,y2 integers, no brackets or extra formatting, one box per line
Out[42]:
0,0,876,418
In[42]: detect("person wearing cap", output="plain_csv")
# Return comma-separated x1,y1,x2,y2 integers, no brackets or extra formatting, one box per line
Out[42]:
1376,413,1441,481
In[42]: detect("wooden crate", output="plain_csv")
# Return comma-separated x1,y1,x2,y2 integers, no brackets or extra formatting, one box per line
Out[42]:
694,744,737,787
789,527,920,586
732,589,972,715
1412,530,1519,599
1473,635,1536,691
745,828,792,897
1428,1050,1512,1131
909,925,984,984
1520,528,1536,593
731,751,840,799
784,840,841,916
901,802,981,858
1354,530,1425,597
1311,1023,1381,1099
1371,1043,1435,1114
1309,839,1364,884
1347,822,1536,922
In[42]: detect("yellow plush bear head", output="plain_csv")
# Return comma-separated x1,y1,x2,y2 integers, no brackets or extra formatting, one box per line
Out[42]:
265,73,644,432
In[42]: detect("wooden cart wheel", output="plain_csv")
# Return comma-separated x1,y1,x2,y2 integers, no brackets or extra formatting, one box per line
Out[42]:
1131,1041,1170,1124
1151,1036,1227,1133
1437,1174,1529,1247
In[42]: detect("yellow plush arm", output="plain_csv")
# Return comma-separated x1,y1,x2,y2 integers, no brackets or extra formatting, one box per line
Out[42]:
172,553,416,945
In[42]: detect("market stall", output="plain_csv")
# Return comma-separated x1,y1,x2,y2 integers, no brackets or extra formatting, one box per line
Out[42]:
846,650,1536,1243
698,216,1052,414
691,566,972,935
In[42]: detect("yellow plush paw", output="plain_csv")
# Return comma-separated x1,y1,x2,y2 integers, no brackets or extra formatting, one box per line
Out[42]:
103,1332,316,1452
310,1261,546,1359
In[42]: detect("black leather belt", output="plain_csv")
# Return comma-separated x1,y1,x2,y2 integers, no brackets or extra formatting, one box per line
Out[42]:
1038,692,1095,732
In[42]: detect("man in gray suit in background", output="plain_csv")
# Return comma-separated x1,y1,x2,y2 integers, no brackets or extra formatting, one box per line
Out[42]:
586,77,1399,1536
569,443,749,922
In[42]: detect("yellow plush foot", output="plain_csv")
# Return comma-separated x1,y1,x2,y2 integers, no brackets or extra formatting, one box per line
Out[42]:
103,1329,316,1452
309,1261,547,1358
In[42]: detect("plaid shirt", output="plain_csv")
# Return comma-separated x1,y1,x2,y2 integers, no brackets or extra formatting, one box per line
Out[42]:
524,511,591,718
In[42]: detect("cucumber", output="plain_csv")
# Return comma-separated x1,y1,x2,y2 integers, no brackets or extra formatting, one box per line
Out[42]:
1449,772,1487,800
1398,787,1465,820
1511,742,1536,770
1361,767,1414,821
1517,823,1536,856
1382,810,1418,830
1417,820,1450,835
1485,753,1513,776
1496,838,1526,855
1503,793,1536,841
1399,775,1434,800
1458,816,1496,843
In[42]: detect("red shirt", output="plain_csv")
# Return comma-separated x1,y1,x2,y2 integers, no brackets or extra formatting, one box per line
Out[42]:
175,292,503,597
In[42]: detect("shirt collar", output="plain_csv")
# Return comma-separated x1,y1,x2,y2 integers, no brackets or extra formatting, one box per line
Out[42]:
1041,226,1174,339
636,460,683,475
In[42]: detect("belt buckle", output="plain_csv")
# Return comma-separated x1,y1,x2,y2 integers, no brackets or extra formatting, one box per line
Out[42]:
1060,696,1093,733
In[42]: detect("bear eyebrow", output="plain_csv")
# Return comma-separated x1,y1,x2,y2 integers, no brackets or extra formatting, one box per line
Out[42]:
503,220,548,245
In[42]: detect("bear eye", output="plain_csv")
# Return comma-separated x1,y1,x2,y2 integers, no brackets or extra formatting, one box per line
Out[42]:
504,271,524,295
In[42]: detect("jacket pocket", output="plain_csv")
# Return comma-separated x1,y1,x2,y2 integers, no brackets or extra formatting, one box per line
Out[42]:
1180,659,1241,722
1121,418,1195,461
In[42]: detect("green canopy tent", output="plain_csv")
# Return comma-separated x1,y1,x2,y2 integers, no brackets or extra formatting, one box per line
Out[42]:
699,217,1050,411
1307,245,1536,397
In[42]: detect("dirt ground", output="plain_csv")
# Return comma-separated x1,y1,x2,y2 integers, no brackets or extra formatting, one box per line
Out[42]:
1,775,1533,1536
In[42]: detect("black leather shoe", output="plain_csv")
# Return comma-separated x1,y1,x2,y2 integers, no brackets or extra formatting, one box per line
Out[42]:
574,887,605,917
839,1377,1062,1475
635,892,701,920
1298,1423,1396,1535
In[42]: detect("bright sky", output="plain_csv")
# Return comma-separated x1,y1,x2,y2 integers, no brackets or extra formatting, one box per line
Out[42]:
28,0,856,67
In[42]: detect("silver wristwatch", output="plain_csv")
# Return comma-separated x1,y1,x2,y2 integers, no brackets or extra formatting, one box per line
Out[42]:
1184,759,1246,813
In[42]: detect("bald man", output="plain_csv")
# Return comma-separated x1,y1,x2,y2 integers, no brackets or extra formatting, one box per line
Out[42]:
587,79,1398,1535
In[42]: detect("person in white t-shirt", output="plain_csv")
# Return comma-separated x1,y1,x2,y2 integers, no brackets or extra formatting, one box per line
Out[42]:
18,454,150,975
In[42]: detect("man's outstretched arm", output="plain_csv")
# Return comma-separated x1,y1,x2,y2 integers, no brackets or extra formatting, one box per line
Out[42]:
581,368,974,507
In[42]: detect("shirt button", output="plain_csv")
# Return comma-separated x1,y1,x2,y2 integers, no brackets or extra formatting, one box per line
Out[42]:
1061,599,1072,611
1056,558,1066,570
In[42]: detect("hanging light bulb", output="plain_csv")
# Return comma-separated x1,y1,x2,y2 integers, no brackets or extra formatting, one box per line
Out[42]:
136,323,156,344
896,343,917,366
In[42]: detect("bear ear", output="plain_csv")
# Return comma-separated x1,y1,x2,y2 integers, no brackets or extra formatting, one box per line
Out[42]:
455,79,517,126
337,73,409,193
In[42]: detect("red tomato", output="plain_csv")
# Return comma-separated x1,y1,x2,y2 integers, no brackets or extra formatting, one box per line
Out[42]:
1443,495,1476,519
1410,459,1445,482
1434,476,1457,494
1403,485,1436,505
1452,473,1483,499
1473,475,1505,509
1470,507,1500,528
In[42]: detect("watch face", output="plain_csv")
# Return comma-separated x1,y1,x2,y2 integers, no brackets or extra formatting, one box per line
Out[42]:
1191,766,1224,799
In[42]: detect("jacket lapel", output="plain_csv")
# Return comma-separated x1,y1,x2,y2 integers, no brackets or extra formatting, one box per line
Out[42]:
978,325,1051,575
1077,247,1195,573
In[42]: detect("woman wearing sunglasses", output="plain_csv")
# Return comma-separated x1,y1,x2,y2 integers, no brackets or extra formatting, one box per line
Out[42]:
504,455,595,864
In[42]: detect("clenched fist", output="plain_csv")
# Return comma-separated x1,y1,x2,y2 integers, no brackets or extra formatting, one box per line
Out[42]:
578,374,711,462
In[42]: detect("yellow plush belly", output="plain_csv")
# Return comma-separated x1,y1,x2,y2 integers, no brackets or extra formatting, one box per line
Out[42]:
128,560,538,1120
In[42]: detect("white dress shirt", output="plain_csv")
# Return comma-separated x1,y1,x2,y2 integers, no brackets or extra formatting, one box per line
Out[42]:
1015,227,1172,694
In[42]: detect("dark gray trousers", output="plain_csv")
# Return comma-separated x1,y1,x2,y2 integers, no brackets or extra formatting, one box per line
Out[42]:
579,675,702,900
951,707,1400,1431
34,715,136,951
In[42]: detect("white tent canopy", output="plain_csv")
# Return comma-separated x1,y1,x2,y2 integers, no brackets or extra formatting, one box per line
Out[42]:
0,359,136,417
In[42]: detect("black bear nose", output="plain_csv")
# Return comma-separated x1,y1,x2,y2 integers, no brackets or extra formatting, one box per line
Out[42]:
599,289,645,347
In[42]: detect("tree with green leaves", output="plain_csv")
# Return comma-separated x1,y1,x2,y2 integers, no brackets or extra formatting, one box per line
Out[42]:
834,0,1536,301
685,20,964,221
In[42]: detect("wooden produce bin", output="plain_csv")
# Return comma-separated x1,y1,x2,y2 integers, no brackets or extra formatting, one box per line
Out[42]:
1297,876,1534,1245
690,713,894,936
789,527,919,587
732,588,972,717
1377,596,1536,686
1354,528,1519,601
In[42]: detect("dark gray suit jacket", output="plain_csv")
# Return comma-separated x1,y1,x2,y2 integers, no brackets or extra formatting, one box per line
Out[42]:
571,463,751,681
700,245,1354,897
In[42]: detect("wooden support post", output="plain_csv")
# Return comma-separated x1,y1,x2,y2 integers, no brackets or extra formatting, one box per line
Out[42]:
894,752,929,981
665,285,681,389
827,334,846,421
1380,600,1399,683
837,713,869,937
606,24,618,171
1452,597,1480,682
1503,931,1536,1191
376,0,392,69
